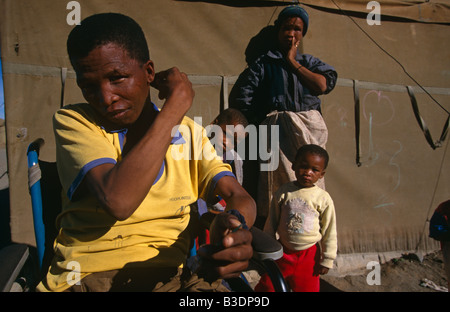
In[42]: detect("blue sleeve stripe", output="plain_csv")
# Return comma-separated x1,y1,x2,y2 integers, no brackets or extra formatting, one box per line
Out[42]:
67,158,166,200
67,158,117,200
208,171,236,201
153,160,165,185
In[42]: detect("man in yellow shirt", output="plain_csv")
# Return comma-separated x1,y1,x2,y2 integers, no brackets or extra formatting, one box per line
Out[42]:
37,13,256,292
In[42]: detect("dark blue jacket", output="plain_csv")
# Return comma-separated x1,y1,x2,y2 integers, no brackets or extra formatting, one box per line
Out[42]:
229,50,337,125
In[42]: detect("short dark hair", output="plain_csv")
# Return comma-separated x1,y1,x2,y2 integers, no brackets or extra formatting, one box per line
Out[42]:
67,13,150,66
294,144,329,169
215,108,249,128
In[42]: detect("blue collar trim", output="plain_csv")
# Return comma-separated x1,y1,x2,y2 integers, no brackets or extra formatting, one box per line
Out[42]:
100,102,186,148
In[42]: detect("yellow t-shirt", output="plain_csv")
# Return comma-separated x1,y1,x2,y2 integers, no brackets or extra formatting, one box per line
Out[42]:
37,103,233,292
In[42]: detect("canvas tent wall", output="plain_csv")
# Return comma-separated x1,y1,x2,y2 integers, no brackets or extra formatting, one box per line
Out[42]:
1,0,449,272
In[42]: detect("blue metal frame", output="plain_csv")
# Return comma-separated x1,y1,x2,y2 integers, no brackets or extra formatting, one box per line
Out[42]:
26,139,45,270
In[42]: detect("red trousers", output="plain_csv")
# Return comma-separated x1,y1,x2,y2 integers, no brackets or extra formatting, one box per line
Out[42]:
255,244,320,292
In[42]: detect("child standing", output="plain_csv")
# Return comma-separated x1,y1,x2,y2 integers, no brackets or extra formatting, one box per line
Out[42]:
255,144,337,292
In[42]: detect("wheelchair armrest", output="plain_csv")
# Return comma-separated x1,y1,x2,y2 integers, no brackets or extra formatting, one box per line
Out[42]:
250,226,283,261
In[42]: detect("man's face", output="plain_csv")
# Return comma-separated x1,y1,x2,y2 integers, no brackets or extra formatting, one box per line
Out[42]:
73,43,155,127
277,17,304,53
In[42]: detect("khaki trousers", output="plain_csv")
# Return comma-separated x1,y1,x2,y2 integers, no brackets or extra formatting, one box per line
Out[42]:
64,266,230,292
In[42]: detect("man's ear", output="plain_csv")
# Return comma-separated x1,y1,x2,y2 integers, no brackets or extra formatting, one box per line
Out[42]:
144,60,155,85
320,170,326,179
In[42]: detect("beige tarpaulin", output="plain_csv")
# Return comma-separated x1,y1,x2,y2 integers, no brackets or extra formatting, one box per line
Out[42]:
301,0,450,23
1,0,449,268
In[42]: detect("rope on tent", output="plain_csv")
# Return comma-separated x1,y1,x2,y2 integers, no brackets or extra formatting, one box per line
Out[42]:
353,80,362,167
406,86,450,150
221,76,229,110
60,67,67,109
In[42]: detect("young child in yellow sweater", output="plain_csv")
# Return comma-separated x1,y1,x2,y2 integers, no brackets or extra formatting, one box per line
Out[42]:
256,144,337,292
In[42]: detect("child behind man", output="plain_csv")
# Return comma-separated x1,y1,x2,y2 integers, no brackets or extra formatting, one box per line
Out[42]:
193,108,248,232
204,108,248,213
256,144,337,292
211,108,248,185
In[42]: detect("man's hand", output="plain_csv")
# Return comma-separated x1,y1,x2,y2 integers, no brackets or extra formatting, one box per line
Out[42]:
197,213,253,281
151,67,194,116
285,38,299,65
283,42,328,94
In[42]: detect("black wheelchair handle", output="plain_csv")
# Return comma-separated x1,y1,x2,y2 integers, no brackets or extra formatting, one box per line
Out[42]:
199,212,283,261
27,138,45,155
250,226,283,261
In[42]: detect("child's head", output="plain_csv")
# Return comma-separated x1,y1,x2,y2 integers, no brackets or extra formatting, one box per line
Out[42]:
292,144,329,188
213,108,248,128
212,108,248,152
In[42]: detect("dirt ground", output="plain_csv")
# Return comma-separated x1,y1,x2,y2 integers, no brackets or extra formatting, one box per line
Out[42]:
319,250,448,292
